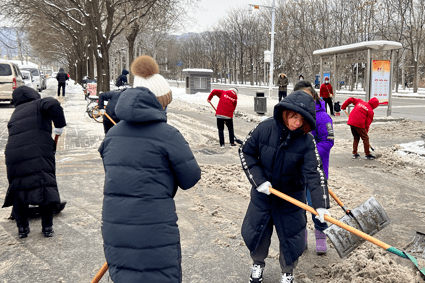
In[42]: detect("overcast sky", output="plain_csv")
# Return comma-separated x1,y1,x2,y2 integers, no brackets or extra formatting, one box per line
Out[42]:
178,0,254,34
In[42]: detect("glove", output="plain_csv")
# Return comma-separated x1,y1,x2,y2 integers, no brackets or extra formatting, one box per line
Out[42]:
315,208,331,223
53,127,64,136
256,181,271,195
100,109,106,115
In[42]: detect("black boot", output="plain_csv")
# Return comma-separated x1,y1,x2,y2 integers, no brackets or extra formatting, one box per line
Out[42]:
18,227,30,238
42,226,54,237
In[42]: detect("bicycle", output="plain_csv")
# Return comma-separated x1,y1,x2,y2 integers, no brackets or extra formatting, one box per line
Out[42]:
85,95,103,123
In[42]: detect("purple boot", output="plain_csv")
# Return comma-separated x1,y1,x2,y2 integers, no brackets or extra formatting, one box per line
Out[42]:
315,229,327,254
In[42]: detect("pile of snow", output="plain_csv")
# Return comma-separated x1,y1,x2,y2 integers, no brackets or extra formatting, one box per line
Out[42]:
397,140,425,159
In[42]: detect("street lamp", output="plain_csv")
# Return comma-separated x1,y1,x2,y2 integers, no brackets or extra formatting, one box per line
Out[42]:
249,1,276,98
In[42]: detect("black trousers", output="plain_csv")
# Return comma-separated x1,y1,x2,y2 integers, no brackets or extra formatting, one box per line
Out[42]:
13,198,54,229
103,115,120,134
250,217,298,273
217,118,234,146
278,90,287,102
323,97,334,115
58,83,66,96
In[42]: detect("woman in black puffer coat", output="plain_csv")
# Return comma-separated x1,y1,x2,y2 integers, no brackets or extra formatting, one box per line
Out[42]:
240,91,331,283
4,86,66,238
99,86,201,283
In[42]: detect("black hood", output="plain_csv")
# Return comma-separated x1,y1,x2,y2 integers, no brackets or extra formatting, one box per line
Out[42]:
12,86,41,107
273,90,316,131
122,69,129,76
115,87,167,123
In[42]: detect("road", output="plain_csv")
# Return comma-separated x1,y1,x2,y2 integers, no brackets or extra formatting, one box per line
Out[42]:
169,81,425,122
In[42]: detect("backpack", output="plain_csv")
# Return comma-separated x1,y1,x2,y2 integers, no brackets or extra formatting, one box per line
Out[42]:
334,101,341,112
115,75,123,87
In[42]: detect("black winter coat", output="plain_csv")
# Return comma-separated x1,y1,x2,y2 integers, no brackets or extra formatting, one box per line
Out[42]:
98,90,122,121
239,91,330,265
3,86,66,207
99,87,201,283
56,68,68,84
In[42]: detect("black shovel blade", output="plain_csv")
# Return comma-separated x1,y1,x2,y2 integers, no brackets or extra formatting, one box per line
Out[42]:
324,196,391,258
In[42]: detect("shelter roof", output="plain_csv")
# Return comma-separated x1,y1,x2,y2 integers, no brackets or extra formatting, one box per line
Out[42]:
182,68,213,73
313,41,402,56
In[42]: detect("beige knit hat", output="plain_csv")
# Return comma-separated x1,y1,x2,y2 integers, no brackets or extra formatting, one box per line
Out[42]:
131,55,172,109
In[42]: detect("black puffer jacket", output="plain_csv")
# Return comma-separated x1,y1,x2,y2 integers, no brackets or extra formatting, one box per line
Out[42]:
239,91,330,265
56,68,68,84
3,86,66,207
99,87,201,283
98,90,122,121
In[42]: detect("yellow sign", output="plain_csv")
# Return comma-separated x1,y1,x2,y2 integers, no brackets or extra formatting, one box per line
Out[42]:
371,60,390,105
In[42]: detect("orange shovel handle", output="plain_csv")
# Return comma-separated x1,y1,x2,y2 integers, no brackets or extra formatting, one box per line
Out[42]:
328,188,348,212
104,112,116,125
91,262,108,283
208,101,217,112
54,134,59,145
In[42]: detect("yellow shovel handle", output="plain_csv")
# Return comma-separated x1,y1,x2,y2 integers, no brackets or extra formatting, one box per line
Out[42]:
269,187,391,250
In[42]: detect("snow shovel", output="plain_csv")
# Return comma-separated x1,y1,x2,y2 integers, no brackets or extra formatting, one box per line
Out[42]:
208,101,243,145
327,188,390,249
269,187,425,277
343,110,375,152
408,231,425,256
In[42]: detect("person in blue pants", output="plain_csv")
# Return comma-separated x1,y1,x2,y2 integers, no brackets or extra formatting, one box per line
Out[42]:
294,80,334,254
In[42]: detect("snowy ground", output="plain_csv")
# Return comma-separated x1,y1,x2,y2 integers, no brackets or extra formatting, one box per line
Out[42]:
0,79,423,282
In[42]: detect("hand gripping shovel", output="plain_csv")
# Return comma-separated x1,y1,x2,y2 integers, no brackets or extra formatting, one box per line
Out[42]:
208,101,243,145
269,187,425,277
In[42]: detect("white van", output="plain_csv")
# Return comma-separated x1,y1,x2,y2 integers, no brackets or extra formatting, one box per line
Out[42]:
20,66,45,92
20,70,36,89
0,61,25,104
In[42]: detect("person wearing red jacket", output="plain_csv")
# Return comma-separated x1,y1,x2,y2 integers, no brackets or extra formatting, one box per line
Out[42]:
319,77,334,116
341,97,379,160
207,88,238,148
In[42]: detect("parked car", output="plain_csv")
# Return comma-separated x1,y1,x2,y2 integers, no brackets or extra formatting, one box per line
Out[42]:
19,66,45,92
20,70,36,89
0,60,25,104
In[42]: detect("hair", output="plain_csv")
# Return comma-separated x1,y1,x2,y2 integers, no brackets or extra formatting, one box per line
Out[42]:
282,110,311,134
293,80,320,104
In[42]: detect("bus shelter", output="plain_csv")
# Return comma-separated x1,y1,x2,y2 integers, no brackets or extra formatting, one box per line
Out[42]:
313,41,402,116
182,68,213,94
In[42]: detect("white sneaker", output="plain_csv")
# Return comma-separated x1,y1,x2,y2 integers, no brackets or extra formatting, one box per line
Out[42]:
249,264,264,282
220,145,225,148
280,273,294,283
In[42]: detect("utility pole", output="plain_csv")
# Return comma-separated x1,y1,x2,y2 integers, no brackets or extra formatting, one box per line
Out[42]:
249,1,276,98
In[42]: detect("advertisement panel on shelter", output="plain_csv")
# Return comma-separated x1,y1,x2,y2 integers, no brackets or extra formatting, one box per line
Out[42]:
371,60,390,105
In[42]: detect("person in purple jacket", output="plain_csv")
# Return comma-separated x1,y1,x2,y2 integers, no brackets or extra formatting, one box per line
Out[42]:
294,81,334,254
